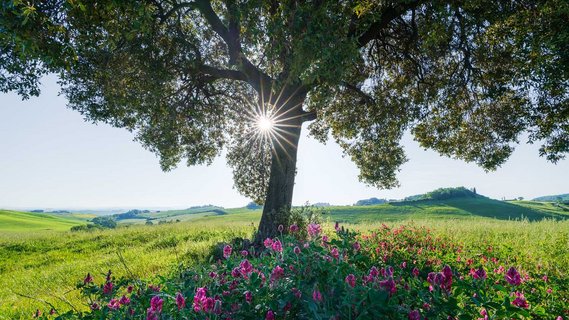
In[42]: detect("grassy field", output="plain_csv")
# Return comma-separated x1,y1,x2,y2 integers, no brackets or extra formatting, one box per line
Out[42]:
0,200,568,318
0,210,88,232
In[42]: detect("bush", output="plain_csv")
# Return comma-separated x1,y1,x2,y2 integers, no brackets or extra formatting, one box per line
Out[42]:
47,223,567,319
91,216,117,229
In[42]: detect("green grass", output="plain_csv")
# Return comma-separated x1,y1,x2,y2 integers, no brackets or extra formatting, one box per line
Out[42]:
0,210,86,232
1,198,568,318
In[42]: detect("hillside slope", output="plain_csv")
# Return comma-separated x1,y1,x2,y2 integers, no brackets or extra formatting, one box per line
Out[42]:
0,210,85,232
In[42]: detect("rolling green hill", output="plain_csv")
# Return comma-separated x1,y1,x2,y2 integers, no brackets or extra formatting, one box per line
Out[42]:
533,193,569,202
0,210,86,232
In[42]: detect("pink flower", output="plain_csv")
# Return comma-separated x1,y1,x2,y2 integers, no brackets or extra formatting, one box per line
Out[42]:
370,266,379,278
379,278,397,295
272,240,283,252
90,303,100,311
330,247,339,259
294,246,301,255
412,267,420,277
307,223,322,237
312,289,323,302
33,310,41,318
175,292,186,310
241,250,249,257
408,310,421,320
266,310,275,320
353,242,361,251
401,261,407,269
292,287,302,298
223,244,232,259
204,297,215,312
334,221,340,231
232,267,241,278
264,238,274,248
505,267,521,286
345,274,356,287
127,285,134,293
244,291,252,303
103,282,113,295
278,224,284,232
107,298,120,310
240,259,253,275
193,287,207,312
322,235,329,242
83,273,93,284
289,224,299,232
150,296,163,313
271,265,284,281
511,292,529,308
119,295,131,305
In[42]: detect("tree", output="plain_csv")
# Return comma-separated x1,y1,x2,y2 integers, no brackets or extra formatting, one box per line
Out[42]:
1,0,567,241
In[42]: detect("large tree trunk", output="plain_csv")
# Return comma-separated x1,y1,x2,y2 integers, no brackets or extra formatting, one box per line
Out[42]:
255,91,305,243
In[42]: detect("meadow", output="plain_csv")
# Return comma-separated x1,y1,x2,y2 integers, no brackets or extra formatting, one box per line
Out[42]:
0,199,568,318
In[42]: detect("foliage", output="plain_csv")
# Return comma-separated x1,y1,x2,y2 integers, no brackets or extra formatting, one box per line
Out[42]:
91,216,117,229
1,0,567,202
425,187,479,201
245,202,262,210
34,223,569,319
355,197,387,206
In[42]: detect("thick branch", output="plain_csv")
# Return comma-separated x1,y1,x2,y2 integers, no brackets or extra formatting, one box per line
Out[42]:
195,0,273,94
356,1,423,48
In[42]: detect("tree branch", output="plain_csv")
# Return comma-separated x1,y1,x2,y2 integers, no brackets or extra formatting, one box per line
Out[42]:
195,0,273,94
199,64,247,82
356,1,424,48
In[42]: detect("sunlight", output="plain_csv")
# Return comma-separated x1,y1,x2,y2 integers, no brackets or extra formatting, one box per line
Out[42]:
256,115,275,132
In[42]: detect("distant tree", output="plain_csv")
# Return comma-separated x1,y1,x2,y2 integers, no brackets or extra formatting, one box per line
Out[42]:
145,219,154,226
2,1,567,240
425,187,478,200
473,188,477,195
355,197,387,206
246,202,263,210
518,197,524,201
91,216,117,229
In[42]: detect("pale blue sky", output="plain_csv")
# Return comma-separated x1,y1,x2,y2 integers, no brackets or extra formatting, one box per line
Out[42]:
0,76,567,209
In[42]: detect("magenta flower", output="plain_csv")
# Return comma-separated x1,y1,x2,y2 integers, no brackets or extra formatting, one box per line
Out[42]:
271,265,284,281
240,259,253,275
90,303,100,311
119,295,131,305
103,282,113,295
473,267,487,280
175,292,186,310
83,273,93,284
312,289,323,302
264,238,274,248
241,250,249,257
244,291,253,303
322,235,329,242
193,287,207,312
511,291,529,308
231,267,241,278
105,270,112,282
107,298,120,310
408,310,421,320
272,239,283,252
292,287,302,298
370,266,379,278
294,246,301,255
505,267,522,286
127,285,134,293
204,297,215,312
412,267,420,277
334,221,340,231
330,247,339,259
307,223,322,237
150,296,163,313
345,274,356,287
289,224,299,233
266,310,275,320
223,244,232,259
353,242,361,251
379,278,397,295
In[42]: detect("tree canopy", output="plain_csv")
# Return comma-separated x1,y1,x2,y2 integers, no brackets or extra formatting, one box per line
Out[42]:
1,0,567,207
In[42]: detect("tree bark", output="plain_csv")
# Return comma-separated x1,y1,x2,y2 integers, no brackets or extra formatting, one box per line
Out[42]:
254,90,305,243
